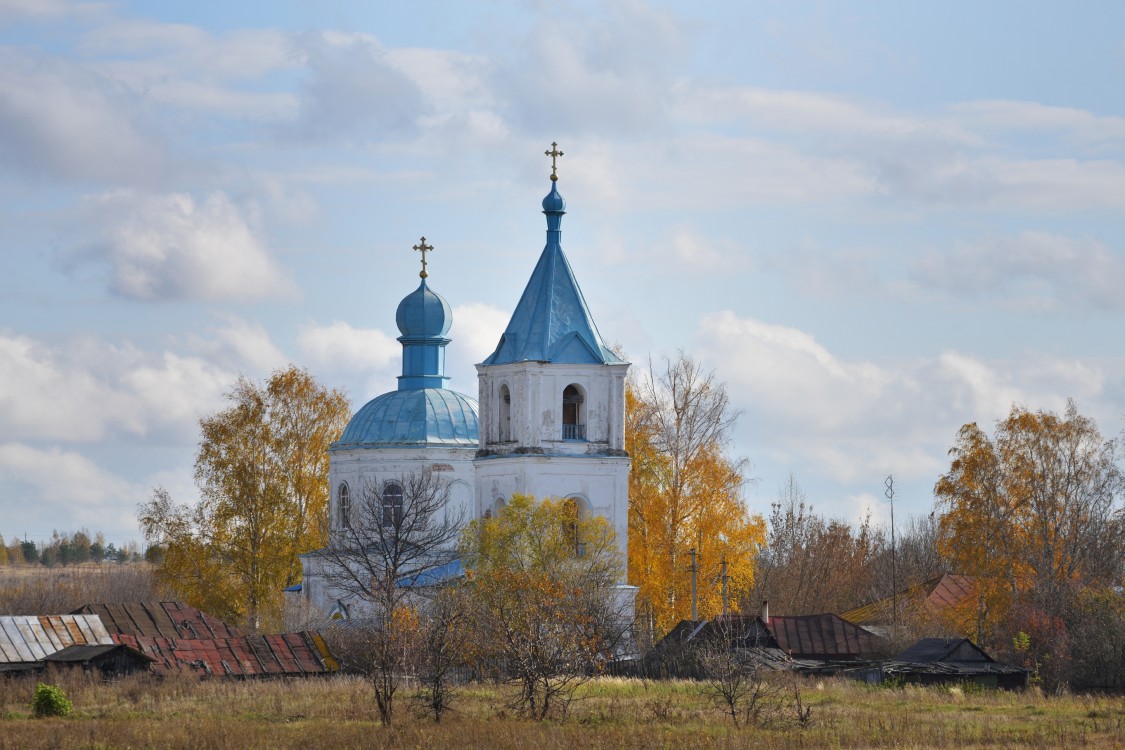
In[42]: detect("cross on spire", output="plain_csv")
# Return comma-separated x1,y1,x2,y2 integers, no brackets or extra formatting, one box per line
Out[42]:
412,236,433,279
545,141,564,181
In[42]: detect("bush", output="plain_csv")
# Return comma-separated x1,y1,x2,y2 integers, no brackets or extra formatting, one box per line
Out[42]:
32,683,72,718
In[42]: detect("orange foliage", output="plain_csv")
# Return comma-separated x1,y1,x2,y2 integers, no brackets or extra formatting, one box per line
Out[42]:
626,358,766,645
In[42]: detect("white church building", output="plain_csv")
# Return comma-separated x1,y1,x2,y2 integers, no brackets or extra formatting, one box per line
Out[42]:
300,153,632,619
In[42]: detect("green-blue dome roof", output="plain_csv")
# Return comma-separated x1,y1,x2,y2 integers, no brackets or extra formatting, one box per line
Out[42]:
335,388,479,448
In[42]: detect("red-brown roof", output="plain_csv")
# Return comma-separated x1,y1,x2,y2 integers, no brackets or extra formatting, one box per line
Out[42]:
73,602,244,640
113,632,337,677
767,614,882,659
839,574,976,626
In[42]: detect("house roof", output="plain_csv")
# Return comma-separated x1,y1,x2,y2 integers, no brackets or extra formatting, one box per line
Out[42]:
840,574,975,626
768,614,883,659
0,615,114,663
113,632,338,677
894,637,993,663
73,601,244,639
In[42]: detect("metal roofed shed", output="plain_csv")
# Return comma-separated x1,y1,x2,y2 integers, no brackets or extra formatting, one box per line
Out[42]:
0,614,114,670
852,637,1029,690
41,643,153,677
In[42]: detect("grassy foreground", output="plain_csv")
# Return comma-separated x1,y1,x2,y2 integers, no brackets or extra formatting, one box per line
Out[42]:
0,672,1121,749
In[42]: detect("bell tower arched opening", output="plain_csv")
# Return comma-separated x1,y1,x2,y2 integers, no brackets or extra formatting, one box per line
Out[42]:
562,384,585,441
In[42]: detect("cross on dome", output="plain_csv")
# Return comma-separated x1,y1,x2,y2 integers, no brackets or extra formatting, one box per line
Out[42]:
545,141,564,181
412,236,433,278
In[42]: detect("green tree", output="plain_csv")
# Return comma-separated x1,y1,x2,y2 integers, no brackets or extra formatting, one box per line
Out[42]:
139,365,350,631
461,495,627,720
21,540,39,565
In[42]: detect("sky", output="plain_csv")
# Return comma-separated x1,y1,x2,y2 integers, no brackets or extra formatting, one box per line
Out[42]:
1,0,1124,548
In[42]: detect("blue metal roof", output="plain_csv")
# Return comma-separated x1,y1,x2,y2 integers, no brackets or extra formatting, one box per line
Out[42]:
398,559,465,588
482,180,623,366
396,279,452,338
335,387,479,448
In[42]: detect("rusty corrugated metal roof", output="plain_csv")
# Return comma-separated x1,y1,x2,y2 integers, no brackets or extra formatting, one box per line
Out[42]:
113,631,336,678
768,614,882,659
73,601,244,639
0,615,114,664
840,574,976,626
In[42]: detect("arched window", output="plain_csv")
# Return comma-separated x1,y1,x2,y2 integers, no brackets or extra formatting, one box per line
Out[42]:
564,497,586,557
499,384,512,442
562,384,585,440
337,483,351,528
382,482,404,528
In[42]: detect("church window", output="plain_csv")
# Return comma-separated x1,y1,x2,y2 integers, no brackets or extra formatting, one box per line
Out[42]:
498,384,512,442
564,496,587,557
338,483,351,528
382,482,404,528
562,384,586,440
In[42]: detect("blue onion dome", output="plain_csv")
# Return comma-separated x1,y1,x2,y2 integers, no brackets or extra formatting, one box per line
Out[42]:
395,280,452,338
541,181,566,213
335,388,479,448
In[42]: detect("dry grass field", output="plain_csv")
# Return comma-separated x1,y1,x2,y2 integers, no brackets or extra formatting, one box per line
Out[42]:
0,671,1121,750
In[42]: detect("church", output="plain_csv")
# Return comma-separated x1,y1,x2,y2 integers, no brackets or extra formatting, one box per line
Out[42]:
300,146,633,619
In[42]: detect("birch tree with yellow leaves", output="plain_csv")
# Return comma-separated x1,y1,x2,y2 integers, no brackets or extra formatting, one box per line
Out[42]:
139,366,350,632
627,354,766,646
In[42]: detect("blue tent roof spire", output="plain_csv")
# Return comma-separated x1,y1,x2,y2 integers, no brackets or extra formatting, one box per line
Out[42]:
482,169,623,367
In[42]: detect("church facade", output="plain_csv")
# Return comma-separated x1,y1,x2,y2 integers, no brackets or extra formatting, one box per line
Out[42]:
300,156,631,619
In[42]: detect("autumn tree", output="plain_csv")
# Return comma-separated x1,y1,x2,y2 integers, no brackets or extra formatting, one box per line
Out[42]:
934,400,1125,654
627,354,765,645
317,470,465,726
138,365,350,632
749,474,888,616
461,494,627,720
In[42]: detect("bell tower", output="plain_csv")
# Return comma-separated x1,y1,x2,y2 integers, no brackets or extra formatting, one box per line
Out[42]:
474,145,631,579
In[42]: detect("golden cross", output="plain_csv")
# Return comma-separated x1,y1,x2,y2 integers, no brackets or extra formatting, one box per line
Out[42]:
545,141,564,181
412,236,433,279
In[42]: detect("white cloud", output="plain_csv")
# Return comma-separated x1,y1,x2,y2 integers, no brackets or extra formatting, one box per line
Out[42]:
951,99,1125,148
0,329,242,444
496,0,686,135
0,48,167,183
446,302,509,387
285,31,425,142
297,320,399,375
72,190,296,302
0,443,142,540
83,23,299,120
912,231,1125,311
0,0,107,23
189,315,289,374
694,311,1111,487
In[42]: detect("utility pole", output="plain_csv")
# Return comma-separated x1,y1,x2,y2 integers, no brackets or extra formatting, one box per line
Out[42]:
885,475,898,628
690,547,699,621
721,557,729,616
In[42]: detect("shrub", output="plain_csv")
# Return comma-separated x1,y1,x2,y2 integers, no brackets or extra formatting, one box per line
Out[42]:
32,683,72,718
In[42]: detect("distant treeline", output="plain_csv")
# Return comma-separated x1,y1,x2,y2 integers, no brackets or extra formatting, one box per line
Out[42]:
0,530,146,567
